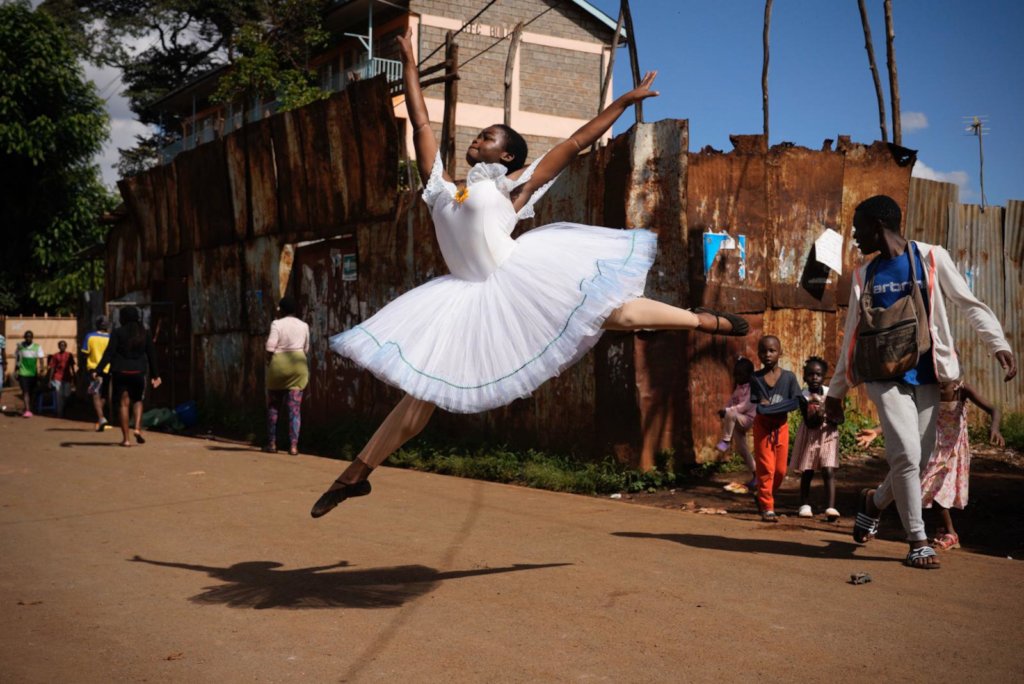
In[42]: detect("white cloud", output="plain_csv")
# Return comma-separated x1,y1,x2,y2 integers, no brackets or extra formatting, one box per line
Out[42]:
901,111,928,133
912,160,969,187
80,60,156,188
912,160,979,202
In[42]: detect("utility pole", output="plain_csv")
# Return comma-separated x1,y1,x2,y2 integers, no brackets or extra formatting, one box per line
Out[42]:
441,31,459,176
503,23,523,127
884,0,901,145
964,115,990,211
857,0,888,142
762,0,773,141
620,0,643,124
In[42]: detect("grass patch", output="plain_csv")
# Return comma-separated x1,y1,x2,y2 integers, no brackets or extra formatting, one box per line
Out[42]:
388,442,682,495
983,411,1024,451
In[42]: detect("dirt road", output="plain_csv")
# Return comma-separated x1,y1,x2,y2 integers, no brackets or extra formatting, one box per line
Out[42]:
1,414,1021,682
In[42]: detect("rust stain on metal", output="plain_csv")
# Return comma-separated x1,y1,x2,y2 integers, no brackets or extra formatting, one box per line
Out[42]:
766,145,844,311
110,76,971,466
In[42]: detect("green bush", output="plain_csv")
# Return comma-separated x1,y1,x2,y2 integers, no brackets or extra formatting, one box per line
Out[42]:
999,412,1024,451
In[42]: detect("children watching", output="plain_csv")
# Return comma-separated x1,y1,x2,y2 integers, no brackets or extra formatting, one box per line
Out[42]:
790,356,840,522
749,335,801,522
717,357,757,488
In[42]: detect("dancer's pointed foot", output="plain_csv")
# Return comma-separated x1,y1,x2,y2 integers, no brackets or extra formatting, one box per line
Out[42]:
310,479,372,518
693,307,749,336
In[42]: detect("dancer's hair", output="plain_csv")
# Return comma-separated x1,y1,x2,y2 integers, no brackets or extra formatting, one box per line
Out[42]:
804,355,828,373
855,195,902,233
278,296,297,316
492,124,528,172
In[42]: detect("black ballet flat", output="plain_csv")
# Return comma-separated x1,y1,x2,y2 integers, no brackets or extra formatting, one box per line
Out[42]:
310,479,372,518
693,307,750,337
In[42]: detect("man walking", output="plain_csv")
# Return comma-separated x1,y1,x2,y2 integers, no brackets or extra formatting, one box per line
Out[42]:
15,331,44,417
82,316,111,431
824,195,1016,569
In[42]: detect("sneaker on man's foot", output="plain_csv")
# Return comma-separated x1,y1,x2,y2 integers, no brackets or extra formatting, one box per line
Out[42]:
22,410,33,418
798,504,813,518
715,440,730,452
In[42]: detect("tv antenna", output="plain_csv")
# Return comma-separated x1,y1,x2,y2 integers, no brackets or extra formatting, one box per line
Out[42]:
963,115,990,211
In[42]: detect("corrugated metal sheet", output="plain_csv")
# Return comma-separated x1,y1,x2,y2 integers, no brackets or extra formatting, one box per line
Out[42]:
946,204,1016,414
243,237,281,335
112,75,990,467
247,118,279,238
906,176,958,245
190,243,244,335
1003,201,1024,415
686,135,768,314
767,145,845,311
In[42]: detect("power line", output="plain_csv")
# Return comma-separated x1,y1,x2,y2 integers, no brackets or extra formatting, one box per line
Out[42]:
459,2,558,70
416,0,500,66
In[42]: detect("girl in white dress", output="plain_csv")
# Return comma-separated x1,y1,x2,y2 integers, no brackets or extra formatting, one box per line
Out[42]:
311,28,749,518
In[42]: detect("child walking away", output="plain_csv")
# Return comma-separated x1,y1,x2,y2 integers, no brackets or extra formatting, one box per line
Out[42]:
921,379,1003,551
717,357,757,490
749,336,801,522
309,29,750,518
790,357,841,522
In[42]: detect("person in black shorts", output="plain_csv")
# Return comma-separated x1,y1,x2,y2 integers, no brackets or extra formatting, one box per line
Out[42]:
95,307,162,446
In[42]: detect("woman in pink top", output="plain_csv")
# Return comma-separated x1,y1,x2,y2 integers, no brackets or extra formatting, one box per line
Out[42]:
265,297,311,455
717,357,757,488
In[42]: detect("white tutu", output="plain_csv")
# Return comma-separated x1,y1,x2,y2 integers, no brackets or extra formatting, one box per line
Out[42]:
330,224,656,413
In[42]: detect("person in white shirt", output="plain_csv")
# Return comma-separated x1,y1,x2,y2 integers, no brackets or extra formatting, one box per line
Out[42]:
824,195,1016,569
264,297,311,455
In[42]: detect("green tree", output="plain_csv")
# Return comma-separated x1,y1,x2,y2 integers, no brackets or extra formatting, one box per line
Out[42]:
212,0,330,116
0,0,115,314
42,0,330,175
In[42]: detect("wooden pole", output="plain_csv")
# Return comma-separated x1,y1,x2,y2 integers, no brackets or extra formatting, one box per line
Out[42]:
503,23,523,127
761,0,773,142
599,7,624,114
441,31,459,176
884,0,901,145
857,0,888,142
620,0,642,124
591,7,624,152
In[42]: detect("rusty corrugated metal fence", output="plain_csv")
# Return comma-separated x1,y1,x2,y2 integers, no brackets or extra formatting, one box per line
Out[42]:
110,77,1018,469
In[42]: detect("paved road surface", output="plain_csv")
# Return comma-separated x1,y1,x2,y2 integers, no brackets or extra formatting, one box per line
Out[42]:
1,415,1021,682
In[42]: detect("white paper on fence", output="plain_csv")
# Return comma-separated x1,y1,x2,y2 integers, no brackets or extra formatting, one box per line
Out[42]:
814,228,843,274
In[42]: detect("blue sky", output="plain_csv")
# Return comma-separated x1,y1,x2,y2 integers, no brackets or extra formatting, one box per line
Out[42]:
83,1,1023,206
590,0,1024,206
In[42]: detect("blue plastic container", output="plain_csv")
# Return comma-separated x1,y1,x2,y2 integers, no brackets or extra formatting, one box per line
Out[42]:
175,400,198,428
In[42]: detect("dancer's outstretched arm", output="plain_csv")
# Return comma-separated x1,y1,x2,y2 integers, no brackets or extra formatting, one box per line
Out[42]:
510,71,659,213
397,28,447,184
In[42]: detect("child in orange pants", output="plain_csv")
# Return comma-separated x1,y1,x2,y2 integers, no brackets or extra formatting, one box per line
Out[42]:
749,335,801,521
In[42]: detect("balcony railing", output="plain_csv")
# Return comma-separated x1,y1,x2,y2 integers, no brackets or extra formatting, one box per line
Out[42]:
158,57,402,165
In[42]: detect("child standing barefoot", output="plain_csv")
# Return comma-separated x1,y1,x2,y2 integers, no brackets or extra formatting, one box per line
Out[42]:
749,335,801,522
790,356,841,522
717,357,757,488
921,379,1003,550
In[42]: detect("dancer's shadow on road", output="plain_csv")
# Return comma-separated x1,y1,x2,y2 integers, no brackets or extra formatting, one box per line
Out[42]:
612,532,892,562
204,446,255,452
129,555,570,610
59,441,120,448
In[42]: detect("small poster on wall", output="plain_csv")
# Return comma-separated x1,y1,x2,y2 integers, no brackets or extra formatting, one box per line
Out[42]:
342,253,358,281
703,231,747,280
